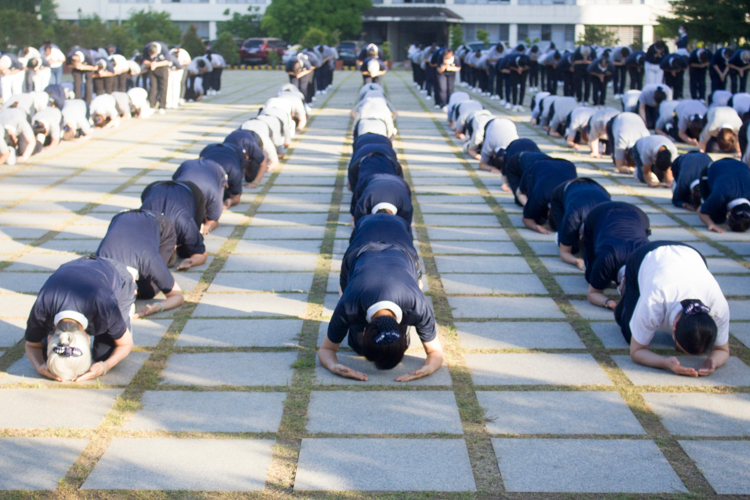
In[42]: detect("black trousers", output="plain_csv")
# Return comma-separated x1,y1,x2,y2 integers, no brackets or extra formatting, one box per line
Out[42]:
591,75,610,105
546,66,558,94
72,69,94,105
709,68,726,93
116,73,129,92
664,71,684,99
573,65,590,103
414,64,425,88
147,65,169,110
643,104,658,130
729,68,748,94
628,67,643,89
615,241,703,343
613,65,627,94
93,76,115,96
290,74,311,103
180,68,188,99
689,67,707,100
508,71,527,105
562,70,574,97
475,69,488,93
528,60,539,87
437,72,455,108
208,67,223,91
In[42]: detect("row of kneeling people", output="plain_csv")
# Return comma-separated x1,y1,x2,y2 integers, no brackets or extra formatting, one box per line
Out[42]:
477,133,734,378
20,84,309,382
0,85,154,166
317,84,444,383
529,87,750,167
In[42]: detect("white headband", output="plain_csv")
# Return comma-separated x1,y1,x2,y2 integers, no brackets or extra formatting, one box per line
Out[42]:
719,123,736,130
366,301,403,323
54,310,89,330
727,198,750,209
689,179,700,190
371,202,398,215
75,51,85,62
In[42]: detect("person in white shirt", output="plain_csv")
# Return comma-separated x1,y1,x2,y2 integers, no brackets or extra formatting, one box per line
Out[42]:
32,106,63,149
40,41,66,85
18,46,47,92
0,107,37,163
61,99,93,141
186,56,212,101
240,119,279,170
0,53,26,100
172,47,191,104
479,117,519,174
127,87,153,119
90,94,122,128
615,242,730,378
109,53,131,92
587,107,620,157
206,50,225,95
632,135,679,187
699,105,743,155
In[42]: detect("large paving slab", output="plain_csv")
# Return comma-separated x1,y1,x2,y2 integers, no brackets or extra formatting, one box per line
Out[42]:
126,391,286,432
448,297,565,319
493,438,687,493
175,319,302,347
294,438,476,491
160,352,297,386
1,352,150,386
314,351,452,386
441,273,547,295
192,293,309,318
0,389,121,429
455,321,585,349
82,438,275,491
306,391,463,434
0,438,89,490
679,441,750,494
613,355,750,386
642,392,750,436
465,353,613,386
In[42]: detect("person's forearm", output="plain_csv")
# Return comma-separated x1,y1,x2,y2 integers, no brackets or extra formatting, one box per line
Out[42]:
679,130,697,145
588,289,614,308
559,246,579,267
422,350,444,376
102,342,132,373
631,347,669,370
0,151,10,165
565,136,578,148
179,252,208,270
523,216,547,233
25,343,45,371
698,211,719,230
706,347,730,369
204,220,219,233
19,138,35,161
549,129,562,138
318,346,340,373
589,139,600,156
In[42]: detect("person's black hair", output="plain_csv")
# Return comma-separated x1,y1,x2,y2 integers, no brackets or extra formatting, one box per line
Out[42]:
723,48,734,59
742,111,750,124
92,113,108,127
43,39,51,45
690,184,702,209
57,318,81,333
367,47,377,57
530,45,539,53
716,128,737,153
654,148,672,175
653,88,667,105
495,43,504,52
728,203,750,232
361,316,408,370
655,40,666,51
699,50,710,64
196,58,206,68
620,47,631,58
549,42,556,49
516,44,526,52
599,57,610,68
148,42,160,55
687,117,704,139
490,149,506,170
579,126,590,144
553,51,561,61
674,299,717,355
27,58,39,70
624,148,636,167
517,55,531,67
671,56,687,70
32,121,47,136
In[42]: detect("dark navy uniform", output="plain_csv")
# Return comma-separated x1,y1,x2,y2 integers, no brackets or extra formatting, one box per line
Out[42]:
520,158,578,224
200,143,245,200
140,181,206,259
223,129,266,183
671,152,712,208
348,143,400,192
351,155,403,214
700,159,750,225
353,174,413,227
550,178,611,254
172,159,227,223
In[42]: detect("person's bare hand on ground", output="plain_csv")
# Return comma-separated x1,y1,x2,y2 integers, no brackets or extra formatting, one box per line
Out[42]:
331,363,368,381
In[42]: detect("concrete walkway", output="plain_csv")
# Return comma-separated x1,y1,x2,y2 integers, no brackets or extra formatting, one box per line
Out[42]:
0,70,749,498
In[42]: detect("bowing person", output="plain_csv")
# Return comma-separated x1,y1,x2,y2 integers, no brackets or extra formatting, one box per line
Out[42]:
347,140,400,191
478,117,519,174
549,178,611,270
352,174,413,229
632,135,678,188
222,129,268,190
32,105,63,150
498,138,543,195
670,152,712,212
581,201,650,310
350,154,404,214
608,111,650,174
24,256,136,382
518,157,578,234
698,105,743,155
172,159,227,234
96,210,184,317
320,234,442,382
200,142,248,207
586,107,620,158
561,107,596,150
698,158,750,233
638,84,672,130
615,241,730,377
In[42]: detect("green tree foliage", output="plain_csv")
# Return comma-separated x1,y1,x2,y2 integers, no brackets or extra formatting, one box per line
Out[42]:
124,9,182,46
0,9,44,51
449,24,464,51
476,29,489,49
656,0,750,45
0,0,34,13
576,25,619,47
211,31,239,65
262,0,371,44
39,0,59,23
180,24,206,59
299,27,328,48
76,14,109,49
218,7,263,40
381,41,391,61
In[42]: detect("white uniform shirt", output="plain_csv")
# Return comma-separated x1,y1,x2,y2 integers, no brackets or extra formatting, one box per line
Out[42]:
209,53,226,68
455,101,484,131
480,118,519,163
634,135,678,165
589,107,620,140
41,46,65,69
621,90,642,113
630,245,729,347
730,93,750,115
467,110,494,149
240,119,278,166
675,100,707,131
531,92,551,119
565,107,596,139
638,84,674,108
655,100,680,130
109,54,129,73
90,94,119,121
612,112,650,161
711,90,732,107
548,97,578,133
699,106,743,144
33,107,62,142
61,99,91,135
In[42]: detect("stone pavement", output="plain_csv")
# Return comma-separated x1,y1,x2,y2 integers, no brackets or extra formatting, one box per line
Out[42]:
0,69,749,498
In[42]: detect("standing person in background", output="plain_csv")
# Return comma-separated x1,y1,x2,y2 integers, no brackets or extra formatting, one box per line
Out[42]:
142,41,181,115
528,45,540,91
206,48,225,96
626,49,645,90
675,26,690,57
41,41,65,86
0,53,25,101
689,48,711,101
558,51,575,97
109,52,131,93
92,57,115,95
661,53,687,99
302,46,321,102
728,49,750,95
286,53,313,104
589,56,613,106
315,45,334,94
485,43,505,100
65,47,97,105
173,47,191,105
572,45,594,105
541,49,561,95
410,44,424,90
644,40,668,85
709,47,733,94
436,49,460,112
611,46,631,99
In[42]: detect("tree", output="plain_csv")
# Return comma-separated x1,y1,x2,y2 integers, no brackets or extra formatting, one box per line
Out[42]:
0,0,34,13
576,25,619,47
75,14,109,49
299,27,328,48
656,0,750,45
218,7,263,40
124,9,182,46
211,31,239,65
262,0,371,44
39,0,59,24
0,10,44,52
449,24,464,51
181,24,205,59
476,29,489,49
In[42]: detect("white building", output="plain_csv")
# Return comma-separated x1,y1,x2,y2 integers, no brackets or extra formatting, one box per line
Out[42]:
363,0,673,60
55,0,271,41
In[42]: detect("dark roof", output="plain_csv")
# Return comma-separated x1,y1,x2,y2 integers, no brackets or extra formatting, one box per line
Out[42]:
362,6,463,22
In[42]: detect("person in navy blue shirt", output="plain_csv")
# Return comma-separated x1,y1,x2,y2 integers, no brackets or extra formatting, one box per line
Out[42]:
96,210,185,317
661,54,687,99
519,158,577,234
319,243,442,382
142,41,181,112
140,181,207,270
688,48,711,100
24,256,136,382
65,47,97,104
357,43,385,66
699,158,750,233
353,174,413,228
200,143,245,207
549,178,611,269
709,48,733,94
588,56,613,105
351,154,403,214
361,56,387,85
626,50,645,90
172,159,227,234
352,131,391,155
582,201,650,309
45,83,66,110
671,152,712,211
557,51,575,96
500,139,543,193
341,213,418,293
572,45,594,104
728,49,750,94
500,54,531,111
503,149,548,203
223,129,268,189
348,141,400,191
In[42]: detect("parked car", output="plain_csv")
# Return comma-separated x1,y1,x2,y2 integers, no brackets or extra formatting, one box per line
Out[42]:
240,37,288,64
337,40,364,66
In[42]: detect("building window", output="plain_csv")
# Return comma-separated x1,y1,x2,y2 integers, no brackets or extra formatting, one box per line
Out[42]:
464,24,510,43
565,25,575,42
393,0,446,3
541,24,552,41
519,0,573,4
455,0,510,3
109,0,153,3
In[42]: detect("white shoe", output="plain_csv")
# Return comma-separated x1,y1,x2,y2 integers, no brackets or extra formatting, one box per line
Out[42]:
582,102,588,106
505,103,512,110
434,104,441,109
158,109,166,115
7,148,16,166
178,98,186,105
441,106,448,112
217,90,221,95
426,95,432,100
420,89,427,94
491,95,498,100
312,96,317,102
499,99,507,105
